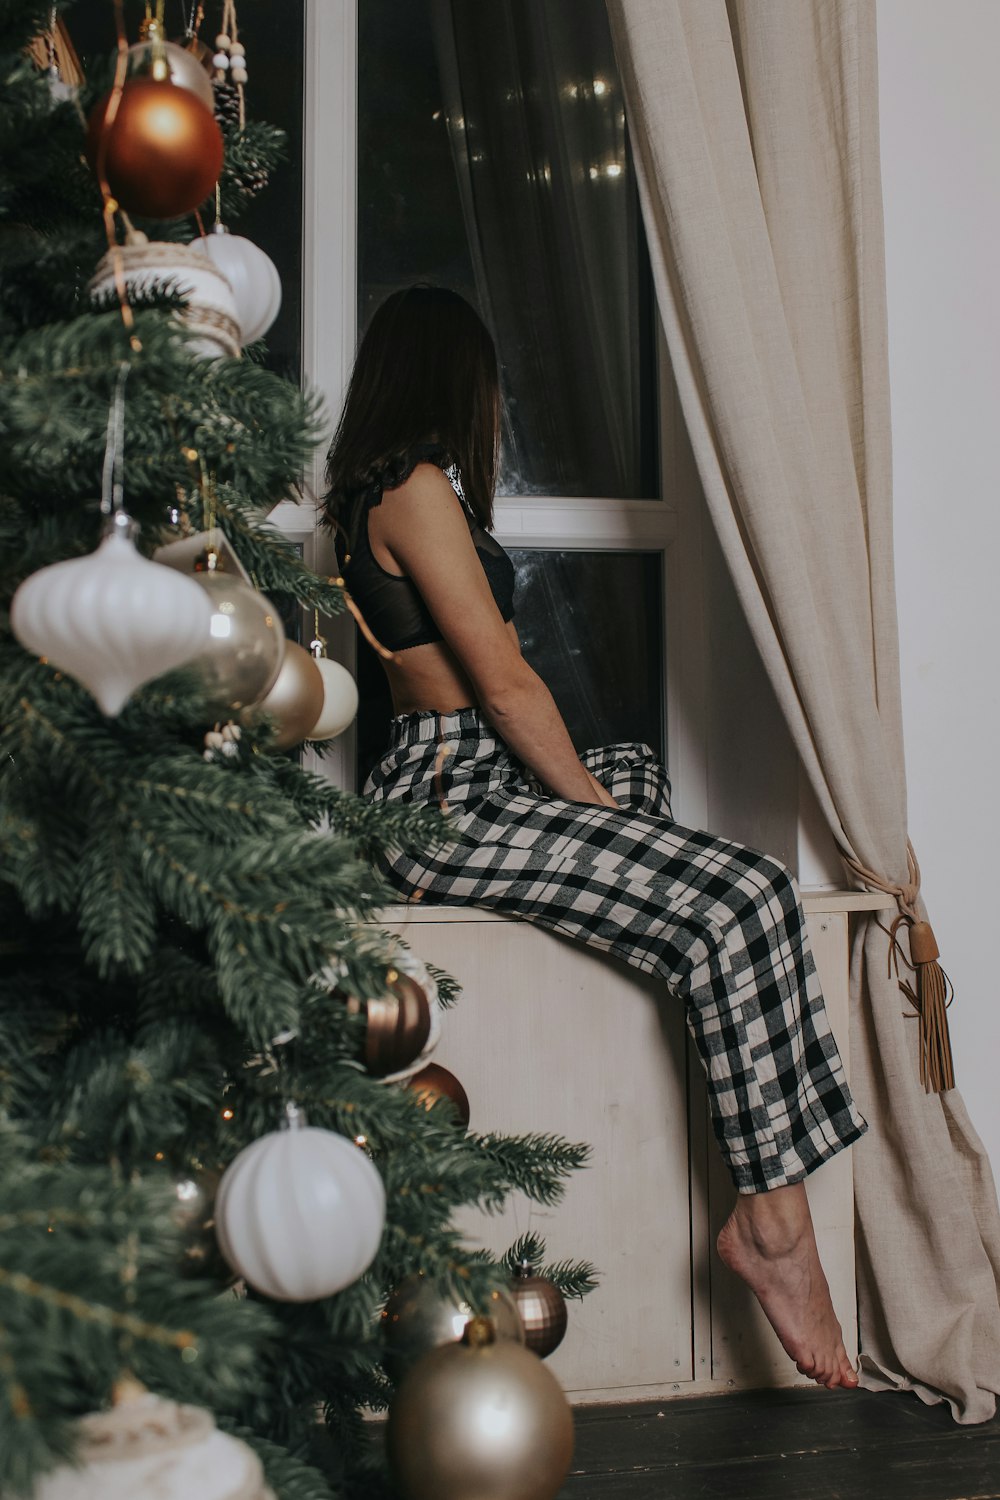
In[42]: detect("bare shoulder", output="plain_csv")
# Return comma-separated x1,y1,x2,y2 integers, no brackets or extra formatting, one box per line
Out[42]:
382,462,463,515
374,462,471,559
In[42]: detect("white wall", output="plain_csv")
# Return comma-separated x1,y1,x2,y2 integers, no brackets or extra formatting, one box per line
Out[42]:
877,0,1000,1171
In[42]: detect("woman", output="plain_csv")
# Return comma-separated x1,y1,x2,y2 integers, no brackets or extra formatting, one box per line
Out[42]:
325,285,866,1390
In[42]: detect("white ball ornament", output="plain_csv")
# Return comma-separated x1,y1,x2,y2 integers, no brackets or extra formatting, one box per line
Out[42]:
308,654,359,741
214,1104,386,1301
191,227,281,345
10,514,213,717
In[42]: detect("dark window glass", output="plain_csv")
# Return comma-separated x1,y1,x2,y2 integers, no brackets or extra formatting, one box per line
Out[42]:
355,549,664,787
358,0,658,499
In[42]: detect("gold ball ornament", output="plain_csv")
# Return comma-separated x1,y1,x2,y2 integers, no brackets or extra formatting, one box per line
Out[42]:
251,641,325,751
189,558,285,714
85,77,223,221
126,38,215,110
405,1062,470,1128
381,1274,524,1384
343,968,431,1077
510,1260,568,1358
387,1316,574,1500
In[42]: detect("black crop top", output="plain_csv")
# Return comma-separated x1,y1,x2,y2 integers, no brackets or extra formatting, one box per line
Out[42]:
338,446,516,653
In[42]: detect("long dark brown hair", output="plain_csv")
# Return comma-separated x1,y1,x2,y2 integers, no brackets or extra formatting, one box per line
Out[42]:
324,286,501,537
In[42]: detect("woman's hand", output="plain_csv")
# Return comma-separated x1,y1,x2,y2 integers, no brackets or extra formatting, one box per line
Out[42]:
585,770,619,809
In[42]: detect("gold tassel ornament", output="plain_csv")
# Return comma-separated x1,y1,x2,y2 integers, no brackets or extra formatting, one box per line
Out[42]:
882,914,956,1094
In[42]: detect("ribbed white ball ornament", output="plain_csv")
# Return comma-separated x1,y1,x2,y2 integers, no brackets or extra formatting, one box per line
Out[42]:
10,513,213,717
214,1103,385,1301
190,227,281,345
308,652,359,741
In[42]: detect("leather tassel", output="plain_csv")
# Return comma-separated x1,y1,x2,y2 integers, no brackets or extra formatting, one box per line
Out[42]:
884,917,956,1094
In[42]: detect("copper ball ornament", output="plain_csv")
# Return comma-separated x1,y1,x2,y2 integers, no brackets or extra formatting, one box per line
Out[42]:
405,1062,470,1128
251,641,325,751
387,1316,574,1500
381,1274,524,1384
510,1260,568,1358
347,969,431,1078
85,77,223,220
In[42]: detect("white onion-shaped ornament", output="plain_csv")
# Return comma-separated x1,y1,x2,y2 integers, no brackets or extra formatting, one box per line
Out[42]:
10,514,213,717
190,227,281,345
307,645,359,741
214,1104,385,1300
28,1385,275,1500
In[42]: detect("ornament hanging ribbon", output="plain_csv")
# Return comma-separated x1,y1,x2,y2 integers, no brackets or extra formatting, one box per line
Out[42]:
844,840,956,1094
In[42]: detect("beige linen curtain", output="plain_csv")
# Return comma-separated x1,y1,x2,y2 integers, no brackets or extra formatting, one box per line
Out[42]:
605,0,1000,1420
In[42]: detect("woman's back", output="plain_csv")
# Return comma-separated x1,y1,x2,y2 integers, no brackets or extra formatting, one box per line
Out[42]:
340,453,523,718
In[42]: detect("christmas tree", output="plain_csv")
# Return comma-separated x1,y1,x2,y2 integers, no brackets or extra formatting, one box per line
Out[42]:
0,5,593,1496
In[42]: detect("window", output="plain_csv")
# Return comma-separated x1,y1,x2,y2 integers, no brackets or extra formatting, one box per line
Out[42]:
347,0,671,787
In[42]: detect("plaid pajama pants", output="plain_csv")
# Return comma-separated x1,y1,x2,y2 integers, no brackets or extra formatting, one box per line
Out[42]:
366,708,866,1193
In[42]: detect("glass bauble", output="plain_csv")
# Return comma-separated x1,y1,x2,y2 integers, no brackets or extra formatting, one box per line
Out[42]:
126,39,215,110
510,1261,568,1358
405,1063,471,1128
382,1274,524,1384
251,641,324,751
85,78,223,221
189,570,284,714
387,1317,573,1500
340,969,431,1079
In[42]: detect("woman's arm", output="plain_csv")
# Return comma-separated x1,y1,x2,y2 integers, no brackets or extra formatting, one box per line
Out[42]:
372,466,616,806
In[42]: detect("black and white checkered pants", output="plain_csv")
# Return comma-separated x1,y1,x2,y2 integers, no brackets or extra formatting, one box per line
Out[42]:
367,708,866,1193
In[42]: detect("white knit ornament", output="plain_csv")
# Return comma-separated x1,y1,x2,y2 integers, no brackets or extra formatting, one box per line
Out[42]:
90,239,242,360
27,1386,275,1500
10,515,212,717
308,656,358,741
214,1105,385,1301
190,228,281,345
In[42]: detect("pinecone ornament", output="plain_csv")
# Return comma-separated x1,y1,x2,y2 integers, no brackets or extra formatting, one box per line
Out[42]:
213,80,241,126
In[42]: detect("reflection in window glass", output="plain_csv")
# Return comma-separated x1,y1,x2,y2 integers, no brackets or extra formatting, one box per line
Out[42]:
358,0,658,499
355,549,664,788
509,550,664,757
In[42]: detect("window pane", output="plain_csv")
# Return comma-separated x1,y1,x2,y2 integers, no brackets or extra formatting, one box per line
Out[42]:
355,550,664,788
509,550,664,757
358,0,658,499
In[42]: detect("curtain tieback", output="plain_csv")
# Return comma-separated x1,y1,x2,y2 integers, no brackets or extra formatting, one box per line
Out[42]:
843,840,956,1095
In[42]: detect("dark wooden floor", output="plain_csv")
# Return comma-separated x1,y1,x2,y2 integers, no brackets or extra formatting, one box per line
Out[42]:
558,1388,1000,1500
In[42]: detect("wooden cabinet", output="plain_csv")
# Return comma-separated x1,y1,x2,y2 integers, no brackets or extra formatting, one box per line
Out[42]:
379,892,885,1402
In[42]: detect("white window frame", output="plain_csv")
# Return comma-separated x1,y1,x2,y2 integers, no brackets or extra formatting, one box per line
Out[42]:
288,0,711,829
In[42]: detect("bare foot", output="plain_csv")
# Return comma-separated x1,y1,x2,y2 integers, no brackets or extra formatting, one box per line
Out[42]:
716,1183,858,1390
